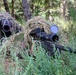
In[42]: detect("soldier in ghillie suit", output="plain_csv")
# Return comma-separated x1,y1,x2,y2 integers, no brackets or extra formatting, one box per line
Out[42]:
0,12,22,40
24,16,54,54
1,16,54,58
0,12,23,58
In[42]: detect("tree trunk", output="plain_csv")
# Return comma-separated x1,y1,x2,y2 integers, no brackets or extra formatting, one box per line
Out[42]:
60,0,68,20
30,0,34,13
44,0,50,19
3,0,10,13
22,0,31,21
11,0,15,18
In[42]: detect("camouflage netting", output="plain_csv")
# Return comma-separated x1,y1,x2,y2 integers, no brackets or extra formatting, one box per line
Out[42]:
0,12,23,39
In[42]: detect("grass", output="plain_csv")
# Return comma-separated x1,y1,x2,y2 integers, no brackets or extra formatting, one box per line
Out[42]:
0,36,76,75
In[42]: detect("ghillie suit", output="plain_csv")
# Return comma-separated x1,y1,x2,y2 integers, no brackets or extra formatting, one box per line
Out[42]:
24,16,52,48
24,16,56,55
0,12,22,40
1,16,70,59
1,16,54,59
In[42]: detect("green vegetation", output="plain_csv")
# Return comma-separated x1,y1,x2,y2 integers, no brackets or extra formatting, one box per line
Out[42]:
0,0,76,75
0,39,76,75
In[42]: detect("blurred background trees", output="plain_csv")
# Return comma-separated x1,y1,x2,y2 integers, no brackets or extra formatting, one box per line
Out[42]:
22,0,31,21
0,0,73,20
3,0,10,13
0,0,76,29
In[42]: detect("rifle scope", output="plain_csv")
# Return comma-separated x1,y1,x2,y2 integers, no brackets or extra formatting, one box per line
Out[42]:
36,32,59,42
30,27,59,42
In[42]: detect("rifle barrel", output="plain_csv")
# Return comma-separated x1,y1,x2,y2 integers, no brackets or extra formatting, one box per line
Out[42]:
1,19,12,32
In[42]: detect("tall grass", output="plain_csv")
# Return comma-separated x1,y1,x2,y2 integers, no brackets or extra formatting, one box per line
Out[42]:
0,37,76,75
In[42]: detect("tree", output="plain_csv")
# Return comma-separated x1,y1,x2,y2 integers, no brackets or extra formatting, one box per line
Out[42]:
3,0,10,13
22,0,31,21
11,0,15,18
60,0,69,20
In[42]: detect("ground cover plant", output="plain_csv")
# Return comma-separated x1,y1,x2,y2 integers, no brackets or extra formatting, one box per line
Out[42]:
0,32,76,75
